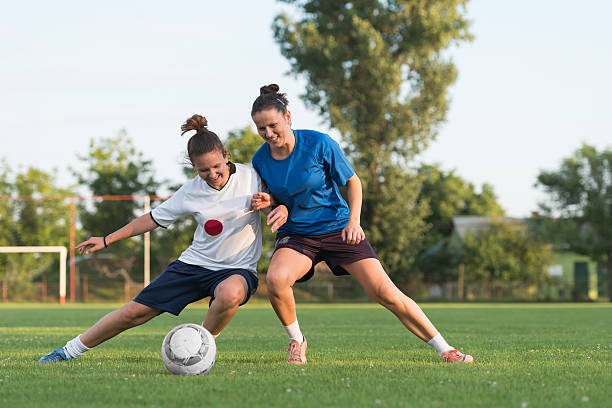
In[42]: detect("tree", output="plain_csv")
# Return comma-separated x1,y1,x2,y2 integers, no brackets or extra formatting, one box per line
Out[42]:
272,0,472,279
0,160,73,299
225,126,263,164
418,164,504,244
75,129,159,234
460,220,552,297
74,130,160,295
414,164,504,282
536,144,612,301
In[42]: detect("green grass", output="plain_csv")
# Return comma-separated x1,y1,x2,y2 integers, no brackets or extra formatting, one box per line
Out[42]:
1,303,611,407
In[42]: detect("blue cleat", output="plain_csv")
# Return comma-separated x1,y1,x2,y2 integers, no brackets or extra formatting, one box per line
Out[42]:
38,347,71,363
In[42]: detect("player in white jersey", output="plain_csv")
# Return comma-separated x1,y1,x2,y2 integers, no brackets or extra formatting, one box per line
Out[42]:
39,114,287,363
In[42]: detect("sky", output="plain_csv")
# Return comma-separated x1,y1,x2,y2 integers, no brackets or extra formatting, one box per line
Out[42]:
1,0,611,217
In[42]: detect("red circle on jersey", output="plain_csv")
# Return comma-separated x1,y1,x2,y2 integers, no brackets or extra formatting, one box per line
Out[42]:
204,220,223,236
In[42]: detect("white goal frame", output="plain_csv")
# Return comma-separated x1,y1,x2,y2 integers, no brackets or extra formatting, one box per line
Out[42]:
0,246,67,304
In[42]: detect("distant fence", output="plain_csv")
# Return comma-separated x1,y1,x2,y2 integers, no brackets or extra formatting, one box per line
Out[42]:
289,280,607,303
2,272,608,303
412,281,599,302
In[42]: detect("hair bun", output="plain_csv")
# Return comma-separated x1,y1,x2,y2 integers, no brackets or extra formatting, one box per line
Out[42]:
260,84,280,96
181,114,208,136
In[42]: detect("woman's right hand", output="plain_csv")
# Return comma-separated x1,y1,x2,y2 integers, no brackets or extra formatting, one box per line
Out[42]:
251,192,273,210
76,237,106,255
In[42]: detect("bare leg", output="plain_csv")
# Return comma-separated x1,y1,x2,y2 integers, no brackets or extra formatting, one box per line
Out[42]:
265,248,312,325
342,258,438,342
79,301,163,348
203,274,248,335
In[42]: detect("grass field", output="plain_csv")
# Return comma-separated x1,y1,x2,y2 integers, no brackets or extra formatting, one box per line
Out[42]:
1,303,611,407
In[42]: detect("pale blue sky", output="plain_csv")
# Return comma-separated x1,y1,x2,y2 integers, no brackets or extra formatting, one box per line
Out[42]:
1,0,611,217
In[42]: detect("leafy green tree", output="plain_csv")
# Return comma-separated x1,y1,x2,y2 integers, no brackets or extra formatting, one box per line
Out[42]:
536,144,612,301
418,164,504,244
0,160,72,299
461,220,552,296
225,126,263,164
363,163,429,277
272,0,472,279
415,164,504,282
74,130,160,290
75,129,159,234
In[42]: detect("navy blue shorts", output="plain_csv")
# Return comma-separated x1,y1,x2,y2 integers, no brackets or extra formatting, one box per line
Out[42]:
133,260,258,316
273,231,379,283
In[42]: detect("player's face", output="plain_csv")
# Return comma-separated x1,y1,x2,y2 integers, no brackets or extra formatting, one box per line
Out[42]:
192,149,229,190
252,108,292,148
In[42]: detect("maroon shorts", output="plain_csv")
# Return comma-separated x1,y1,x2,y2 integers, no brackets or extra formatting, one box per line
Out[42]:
273,231,379,282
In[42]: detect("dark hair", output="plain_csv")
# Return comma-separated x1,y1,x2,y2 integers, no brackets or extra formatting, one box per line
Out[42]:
251,84,289,116
180,114,226,165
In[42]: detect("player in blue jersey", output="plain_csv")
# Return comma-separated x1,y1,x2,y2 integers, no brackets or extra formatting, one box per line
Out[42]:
39,114,288,363
250,84,473,365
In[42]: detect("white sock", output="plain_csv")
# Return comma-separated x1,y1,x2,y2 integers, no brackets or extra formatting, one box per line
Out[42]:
427,333,454,356
63,335,91,359
284,320,304,344
202,321,219,340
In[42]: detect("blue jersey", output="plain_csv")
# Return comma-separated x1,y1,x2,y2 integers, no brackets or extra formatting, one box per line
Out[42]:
252,129,355,235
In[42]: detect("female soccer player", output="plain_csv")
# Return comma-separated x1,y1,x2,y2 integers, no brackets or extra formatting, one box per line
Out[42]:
250,84,473,364
39,114,288,363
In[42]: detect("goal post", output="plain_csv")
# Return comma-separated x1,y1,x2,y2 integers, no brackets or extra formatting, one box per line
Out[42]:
0,246,68,304
0,193,169,302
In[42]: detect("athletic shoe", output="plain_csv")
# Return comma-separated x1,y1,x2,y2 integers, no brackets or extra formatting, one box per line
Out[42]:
286,336,307,364
441,349,474,363
38,347,71,363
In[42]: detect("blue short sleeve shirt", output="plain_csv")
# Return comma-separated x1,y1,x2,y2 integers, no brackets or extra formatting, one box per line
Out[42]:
252,129,355,235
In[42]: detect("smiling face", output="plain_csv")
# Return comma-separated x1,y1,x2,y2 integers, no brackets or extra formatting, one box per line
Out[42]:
252,108,293,149
192,149,229,190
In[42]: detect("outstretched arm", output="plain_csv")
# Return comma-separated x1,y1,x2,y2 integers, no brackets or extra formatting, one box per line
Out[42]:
76,213,159,255
342,173,366,245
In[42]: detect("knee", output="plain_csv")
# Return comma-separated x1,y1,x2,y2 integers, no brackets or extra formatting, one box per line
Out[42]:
265,269,292,296
118,303,152,326
372,286,401,310
214,286,244,309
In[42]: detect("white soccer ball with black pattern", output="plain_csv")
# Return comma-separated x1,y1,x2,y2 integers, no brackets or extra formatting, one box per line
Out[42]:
161,323,216,375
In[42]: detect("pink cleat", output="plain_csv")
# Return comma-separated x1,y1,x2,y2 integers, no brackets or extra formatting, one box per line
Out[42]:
286,336,307,364
441,349,474,363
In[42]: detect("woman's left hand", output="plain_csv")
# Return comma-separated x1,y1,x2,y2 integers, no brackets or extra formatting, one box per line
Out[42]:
341,220,365,245
267,205,288,233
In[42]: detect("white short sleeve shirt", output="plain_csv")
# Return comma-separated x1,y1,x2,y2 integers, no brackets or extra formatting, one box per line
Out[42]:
151,163,264,274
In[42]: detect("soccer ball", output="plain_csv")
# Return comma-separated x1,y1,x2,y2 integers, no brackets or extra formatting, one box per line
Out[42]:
161,323,216,375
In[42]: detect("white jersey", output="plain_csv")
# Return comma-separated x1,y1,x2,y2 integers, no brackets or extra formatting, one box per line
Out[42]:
151,163,263,274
